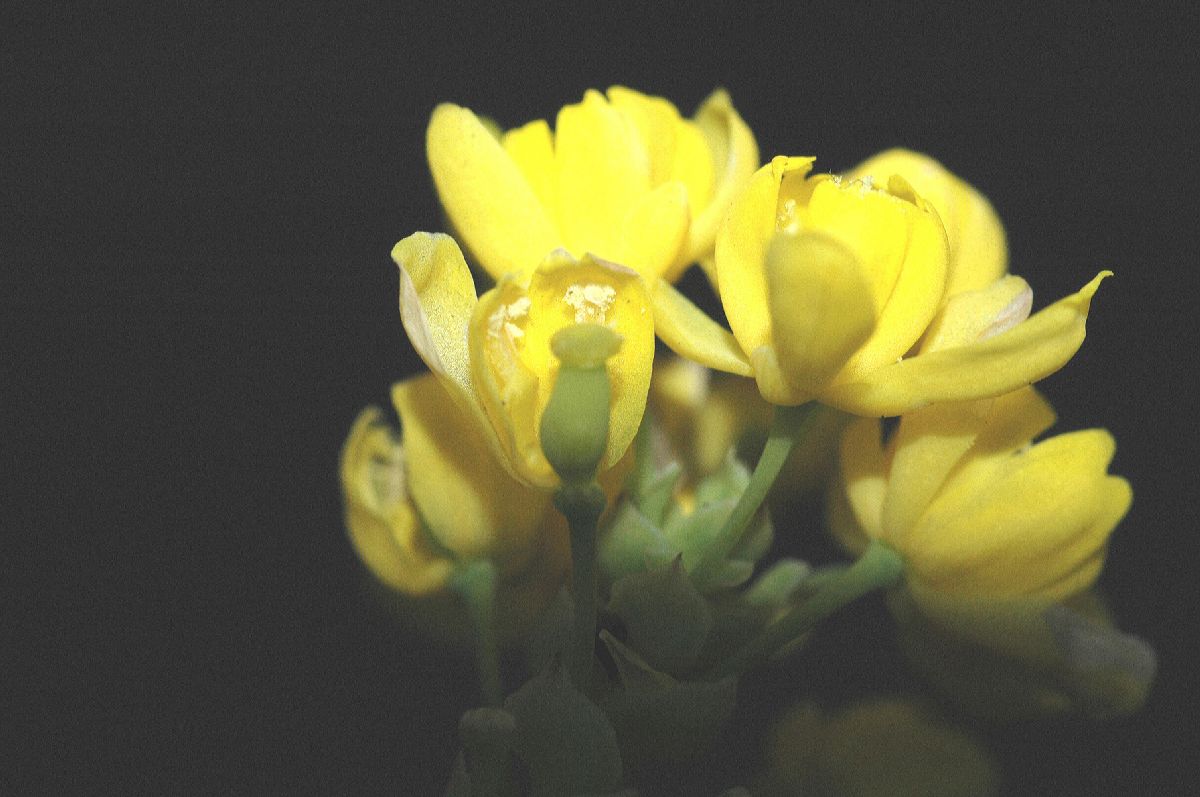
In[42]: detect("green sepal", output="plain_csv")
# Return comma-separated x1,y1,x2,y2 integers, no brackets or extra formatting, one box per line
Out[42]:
505,659,623,796
608,555,713,675
597,501,680,585
598,632,738,769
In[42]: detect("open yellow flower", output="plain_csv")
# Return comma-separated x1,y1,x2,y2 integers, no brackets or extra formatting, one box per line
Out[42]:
656,155,1108,415
832,386,1130,608
848,148,1006,299
393,232,654,489
340,374,560,596
426,86,758,284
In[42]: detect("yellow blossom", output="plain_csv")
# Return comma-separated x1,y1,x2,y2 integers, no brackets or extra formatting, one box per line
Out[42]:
393,232,654,489
426,86,758,284
832,387,1130,607
848,148,1006,298
339,374,560,596
656,155,1108,415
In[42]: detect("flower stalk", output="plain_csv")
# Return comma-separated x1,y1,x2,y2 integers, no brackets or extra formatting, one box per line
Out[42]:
690,402,819,586
708,540,904,679
452,559,503,707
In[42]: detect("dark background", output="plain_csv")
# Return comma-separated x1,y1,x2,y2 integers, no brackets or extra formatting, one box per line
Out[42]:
6,3,1197,793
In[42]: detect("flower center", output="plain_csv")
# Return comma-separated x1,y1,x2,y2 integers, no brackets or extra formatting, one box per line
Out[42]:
563,282,616,324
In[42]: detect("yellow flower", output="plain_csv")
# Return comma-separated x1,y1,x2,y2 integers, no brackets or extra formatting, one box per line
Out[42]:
393,232,654,489
657,155,1109,415
426,86,758,284
833,387,1130,607
848,148,1006,299
340,374,560,596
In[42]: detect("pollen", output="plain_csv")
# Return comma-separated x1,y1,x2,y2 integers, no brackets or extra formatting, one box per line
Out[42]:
777,197,800,234
564,283,616,323
487,296,532,344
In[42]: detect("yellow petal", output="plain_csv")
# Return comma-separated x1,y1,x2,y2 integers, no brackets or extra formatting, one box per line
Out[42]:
392,375,551,572
883,387,1057,548
392,232,478,401
615,181,690,279
470,273,549,485
555,90,650,258
850,148,1006,298
767,231,877,396
920,275,1032,353
649,278,753,377
503,118,560,229
607,85,680,186
803,175,949,380
427,104,562,281
907,429,1127,600
716,156,815,359
685,89,759,272
822,272,1109,415
837,417,889,544
881,401,992,543
340,406,454,595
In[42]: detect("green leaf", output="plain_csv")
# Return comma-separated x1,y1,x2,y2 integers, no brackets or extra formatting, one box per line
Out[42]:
598,633,739,768
505,661,623,796
608,556,713,674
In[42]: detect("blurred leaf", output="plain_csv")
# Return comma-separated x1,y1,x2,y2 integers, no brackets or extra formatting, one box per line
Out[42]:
608,556,713,674
505,661,623,796
598,633,738,769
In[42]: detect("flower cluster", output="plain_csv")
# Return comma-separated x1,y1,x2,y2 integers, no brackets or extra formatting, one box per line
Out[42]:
341,86,1153,792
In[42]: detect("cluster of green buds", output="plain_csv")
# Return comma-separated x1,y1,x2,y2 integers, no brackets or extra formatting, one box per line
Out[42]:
341,86,1155,794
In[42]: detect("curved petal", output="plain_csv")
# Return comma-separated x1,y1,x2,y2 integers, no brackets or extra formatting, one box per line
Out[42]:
471,273,549,486
616,181,690,279
340,406,455,595
555,90,650,258
427,104,562,281
907,429,1127,600
920,275,1032,353
883,387,1057,547
849,149,1006,297
650,278,753,376
683,89,759,273
392,375,551,572
837,417,889,544
607,85,680,185
767,231,877,395
715,156,815,359
503,118,560,230
805,175,948,380
821,272,1110,415
392,232,478,401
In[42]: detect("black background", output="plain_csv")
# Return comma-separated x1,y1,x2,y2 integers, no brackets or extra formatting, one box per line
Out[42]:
6,3,1197,794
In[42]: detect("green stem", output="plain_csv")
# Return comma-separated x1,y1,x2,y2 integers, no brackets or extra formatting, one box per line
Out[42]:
691,402,819,586
452,560,502,707
554,483,607,686
707,541,904,679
